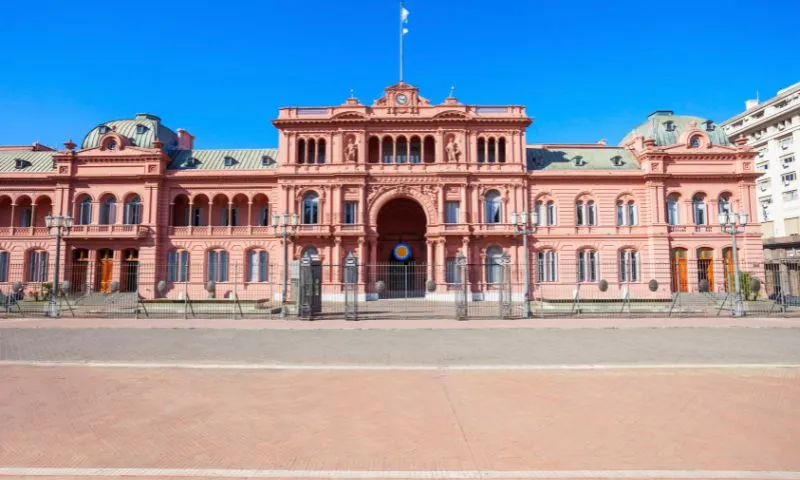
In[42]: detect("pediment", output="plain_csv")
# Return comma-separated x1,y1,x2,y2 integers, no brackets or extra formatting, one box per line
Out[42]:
331,111,369,120
433,110,470,120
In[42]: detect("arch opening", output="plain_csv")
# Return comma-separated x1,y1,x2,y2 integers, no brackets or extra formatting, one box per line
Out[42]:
376,197,427,298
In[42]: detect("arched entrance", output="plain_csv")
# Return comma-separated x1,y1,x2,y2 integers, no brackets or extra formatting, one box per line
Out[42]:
95,249,114,293
376,197,427,298
121,249,139,292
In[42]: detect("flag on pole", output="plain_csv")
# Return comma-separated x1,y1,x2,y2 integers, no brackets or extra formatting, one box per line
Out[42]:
401,5,409,34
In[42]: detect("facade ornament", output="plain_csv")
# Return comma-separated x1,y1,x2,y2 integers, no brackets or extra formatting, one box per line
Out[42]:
345,137,359,162
445,137,461,162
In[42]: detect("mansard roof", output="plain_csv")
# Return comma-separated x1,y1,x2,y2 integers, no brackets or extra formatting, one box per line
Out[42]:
0,150,56,173
621,111,729,147
526,146,640,171
82,113,178,150
168,148,279,170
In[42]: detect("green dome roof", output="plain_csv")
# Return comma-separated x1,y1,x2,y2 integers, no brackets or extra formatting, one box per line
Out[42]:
82,113,178,150
620,110,730,147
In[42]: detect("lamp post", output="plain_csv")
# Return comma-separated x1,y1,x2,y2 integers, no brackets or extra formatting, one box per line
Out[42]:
45,215,73,317
511,210,538,318
272,212,299,307
718,211,748,317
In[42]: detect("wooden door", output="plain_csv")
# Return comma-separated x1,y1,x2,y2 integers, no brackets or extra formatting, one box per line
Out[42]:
697,248,714,292
96,249,114,293
723,247,735,292
71,249,89,294
121,249,138,292
671,248,688,292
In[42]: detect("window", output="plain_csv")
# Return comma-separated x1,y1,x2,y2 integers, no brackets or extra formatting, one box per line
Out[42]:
19,207,32,227
477,138,486,163
537,250,557,282
577,249,598,283
779,136,794,150
317,139,326,164
224,156,236,167
718,194,731,215
782,190,797,202
445,257,461,284
587,201,596,226
27,250,48,282
191,206,203,226
485,246,504,284
409,137,421,164
666,195,680,225
535,201,543,226
782,172,796,185
445,201,460,224
343,202,358,224
758,180,771,192
167,250,189,282
761,198,772,221
77,196,92,225
396,137,407,163
99,196,116,225
576,201,584,225
248,250,268,282
757,161,769,172
258,206,269,226
627,202,638,226
484,190,502,224
0,251,8,282
382,137,393,164
619,249,640,282
576,200,596,226
692,194,707,225
302,192,320,224
689,136,701,148
759,147,768,158
546,201,557,226
207,250,229,282
135,124,147,134
220,207,239,226
123,195,141,225
782,155,795,168
618,201,638,226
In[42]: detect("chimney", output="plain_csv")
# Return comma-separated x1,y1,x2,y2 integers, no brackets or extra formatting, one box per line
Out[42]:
745,99,759,110
177,128,195,150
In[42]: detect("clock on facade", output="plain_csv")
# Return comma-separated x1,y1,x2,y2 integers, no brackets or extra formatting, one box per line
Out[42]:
396,93,408,105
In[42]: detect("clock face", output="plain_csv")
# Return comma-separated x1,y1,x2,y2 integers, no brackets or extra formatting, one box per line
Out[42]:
396,93,408,105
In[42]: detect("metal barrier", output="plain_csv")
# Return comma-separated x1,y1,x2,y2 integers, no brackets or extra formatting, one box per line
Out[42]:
2,259,800,320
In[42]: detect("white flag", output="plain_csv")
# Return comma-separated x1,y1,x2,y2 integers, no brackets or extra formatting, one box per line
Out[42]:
402,27,409,35
401,6,409,23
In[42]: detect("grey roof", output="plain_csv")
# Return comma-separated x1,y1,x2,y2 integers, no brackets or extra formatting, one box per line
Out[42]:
0,150,56,173
168,148,279,170
621,111,730,147
82,113,178,150
527,146,640,171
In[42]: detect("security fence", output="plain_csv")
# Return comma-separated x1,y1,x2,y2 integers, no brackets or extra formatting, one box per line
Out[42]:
2,257,800,320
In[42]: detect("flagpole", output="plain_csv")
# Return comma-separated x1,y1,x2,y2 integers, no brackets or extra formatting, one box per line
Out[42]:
399,1,404,83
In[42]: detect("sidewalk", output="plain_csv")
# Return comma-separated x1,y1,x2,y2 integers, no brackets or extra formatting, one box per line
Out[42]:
1,315,799,329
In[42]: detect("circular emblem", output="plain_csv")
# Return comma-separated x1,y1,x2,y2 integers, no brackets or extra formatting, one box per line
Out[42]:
392,243,412,261
396,93,408,105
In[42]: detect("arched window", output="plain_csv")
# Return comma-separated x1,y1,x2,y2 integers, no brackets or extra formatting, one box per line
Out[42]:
488,138,496,163
587,200,597,226
537,250,557,282
616,201,625,226
382,137,394,164
498,138,506,163
546,200,557,226
99,196,116,225
207,249,229,282
0,250,9,282
485,246,504,284
692,194,707,225
718,194,731,215
484,190,502,224
307,139,316,164
577,249,598,283
27,250,48,282
576,200,596,226
395,136,408,163
689,135,701,148
477,138,486,163
301,246,319,258
619,249,640,282
123,195,141,225
576,201,585,225
167,250,189,282
409,136,422,164
423,136,436,163
297,139,306,164
627,201,638,226
302,192,320,224
666,194,680,225
77,195,92,225
617,200,638,226
368,136,380,164
534,201,543,226
248,249,268,282
317,139,326,164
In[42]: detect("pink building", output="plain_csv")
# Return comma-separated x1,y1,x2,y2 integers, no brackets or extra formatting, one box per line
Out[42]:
0,82,764,305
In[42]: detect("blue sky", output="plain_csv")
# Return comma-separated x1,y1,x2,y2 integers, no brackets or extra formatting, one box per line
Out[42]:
1,0,798,149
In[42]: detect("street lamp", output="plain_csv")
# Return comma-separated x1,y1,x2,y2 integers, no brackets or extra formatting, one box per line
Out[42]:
272,212,299,307
718,210,748,317
511,210,538,318
45,215,73,317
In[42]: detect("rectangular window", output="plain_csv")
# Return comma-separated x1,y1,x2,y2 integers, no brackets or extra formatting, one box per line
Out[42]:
123,203,141,225
258,207,269,226
27,251,48,282
546,203,556,225
758,180,771,192
616,202,624,226
779,136,794,150
207,250,229,282
445,201,460,224
192,207,202,226
628,203,637,226
167,251,189,282
761,198,772,220
537,251,557,282
248,250,268,282
619,250,640,282
757,162,769,172
782,190,797,202
667,200,679,225
0,251,8,282
19,207,32,227
534,201,543,226
587,203,596,226
577,251,598,283
78,203,92,225
576,203,584,226
782,155,796,168
445,257,461,284
343,202,358,224
782,172,796,185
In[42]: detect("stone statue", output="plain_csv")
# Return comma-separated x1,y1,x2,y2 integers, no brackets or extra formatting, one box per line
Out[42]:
445,138,461,162
345,137,358,162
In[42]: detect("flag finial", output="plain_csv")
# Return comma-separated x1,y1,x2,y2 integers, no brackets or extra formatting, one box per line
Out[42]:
449,85,456,98
349,88,355,99
399,2,410,82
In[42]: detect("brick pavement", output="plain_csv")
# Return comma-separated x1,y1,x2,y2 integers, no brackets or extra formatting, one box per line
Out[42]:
0,366,798,476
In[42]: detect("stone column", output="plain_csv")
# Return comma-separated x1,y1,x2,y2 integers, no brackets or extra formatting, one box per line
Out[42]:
436,239,446,287
460,185,467,224
357,237,365,292
370,239,378,287
9,203,15,235
247,201,253,234
438,186,445,225
168,203,174,228
187,201,194,233
333,238,341,283
29,203,36,234
227,201,233,233
426,240,434,281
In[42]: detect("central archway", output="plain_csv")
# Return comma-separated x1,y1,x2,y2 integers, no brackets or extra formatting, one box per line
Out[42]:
376,197,427,298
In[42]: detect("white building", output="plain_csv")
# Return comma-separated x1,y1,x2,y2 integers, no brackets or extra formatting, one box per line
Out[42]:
721,81,800,260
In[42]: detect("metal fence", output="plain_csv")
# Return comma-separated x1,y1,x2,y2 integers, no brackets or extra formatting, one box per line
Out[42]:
2,258,800,320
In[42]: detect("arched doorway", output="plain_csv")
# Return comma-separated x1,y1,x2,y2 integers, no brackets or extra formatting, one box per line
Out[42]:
71,248,90,295
121,249,139,292
671,248,688,293
95,249,114,293
697,247,714,292
376,197,427,298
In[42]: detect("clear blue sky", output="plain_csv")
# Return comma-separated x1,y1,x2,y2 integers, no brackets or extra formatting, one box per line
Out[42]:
2,0,798,149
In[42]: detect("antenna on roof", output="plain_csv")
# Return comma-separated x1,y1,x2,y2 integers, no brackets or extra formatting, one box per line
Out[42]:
756,89,760,103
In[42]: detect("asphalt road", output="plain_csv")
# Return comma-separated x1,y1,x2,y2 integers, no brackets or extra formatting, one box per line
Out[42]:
1,327,799,365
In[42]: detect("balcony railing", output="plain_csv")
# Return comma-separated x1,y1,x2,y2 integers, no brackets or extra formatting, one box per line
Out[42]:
70,224,147,238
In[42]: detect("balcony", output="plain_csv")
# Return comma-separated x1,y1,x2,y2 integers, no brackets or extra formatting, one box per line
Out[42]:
473,223,514,236
666,225,719,234
69,224,148,239
0,226,49,237
334,224,364,236
168,225,274,237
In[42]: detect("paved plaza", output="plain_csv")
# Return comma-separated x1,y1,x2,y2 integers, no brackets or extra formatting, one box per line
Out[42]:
0,322,799,479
